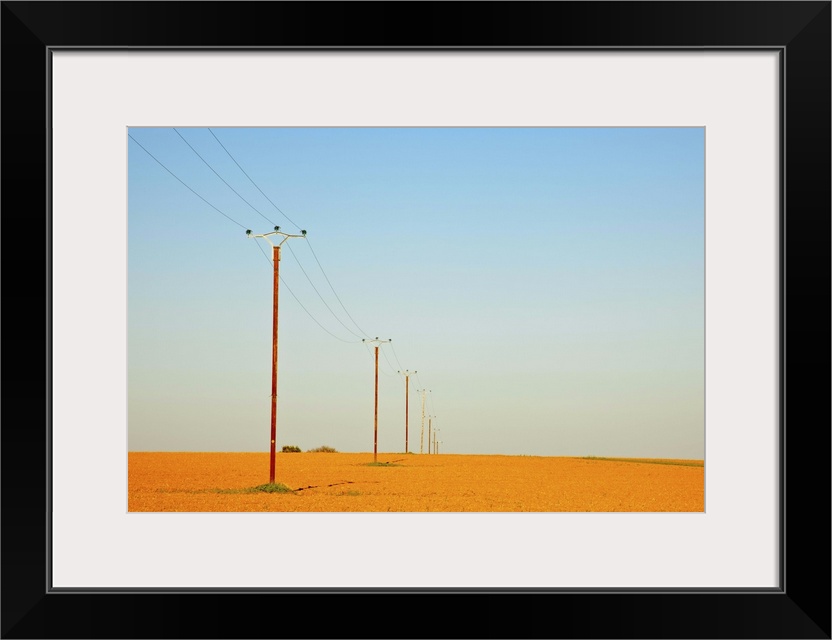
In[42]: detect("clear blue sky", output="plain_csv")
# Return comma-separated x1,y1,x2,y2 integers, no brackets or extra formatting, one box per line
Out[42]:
128,127,704,458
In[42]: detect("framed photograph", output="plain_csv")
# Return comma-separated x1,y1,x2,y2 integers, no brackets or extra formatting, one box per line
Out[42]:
3,2,829,638
124,124,707,517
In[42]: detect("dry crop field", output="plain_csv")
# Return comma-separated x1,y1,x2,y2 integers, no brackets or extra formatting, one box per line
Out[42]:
128,452,703,512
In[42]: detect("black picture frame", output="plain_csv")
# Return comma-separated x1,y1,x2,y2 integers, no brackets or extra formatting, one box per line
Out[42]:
2,2,829,638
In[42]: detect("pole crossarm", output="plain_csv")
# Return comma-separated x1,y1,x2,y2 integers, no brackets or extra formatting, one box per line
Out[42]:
363,337,391,346
247,226,307,247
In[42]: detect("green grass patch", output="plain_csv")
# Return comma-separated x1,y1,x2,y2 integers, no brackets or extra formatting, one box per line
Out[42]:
216,482,295,494
581,456,703,468
365,461,402,467
252,482,295,493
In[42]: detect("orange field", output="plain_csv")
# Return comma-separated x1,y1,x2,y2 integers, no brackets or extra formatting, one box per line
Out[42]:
128,452,704,512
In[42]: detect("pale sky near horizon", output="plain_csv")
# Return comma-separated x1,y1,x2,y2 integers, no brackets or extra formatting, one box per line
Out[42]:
128,127,704,458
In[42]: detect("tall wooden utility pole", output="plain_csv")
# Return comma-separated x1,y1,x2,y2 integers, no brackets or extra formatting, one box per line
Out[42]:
398,370,416,453
363,338,391,462
248,226,306,484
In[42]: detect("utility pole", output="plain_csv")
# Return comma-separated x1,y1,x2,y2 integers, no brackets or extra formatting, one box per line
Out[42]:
363,337,391,463
417,389,429,453
398,370,416,453
247,226,306,484
428,416,432,454
434,429,439,455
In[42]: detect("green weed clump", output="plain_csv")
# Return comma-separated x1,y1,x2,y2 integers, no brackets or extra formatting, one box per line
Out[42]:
251,483,294,493
281,445,301,453
307,445,337,453
216,482,295,494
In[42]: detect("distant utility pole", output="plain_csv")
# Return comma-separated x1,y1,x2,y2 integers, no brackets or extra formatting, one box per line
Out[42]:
363,337,391,463
434,429,440,455
428,416,433,454
398,370,416,453
247,226,306,484
417,389,429,453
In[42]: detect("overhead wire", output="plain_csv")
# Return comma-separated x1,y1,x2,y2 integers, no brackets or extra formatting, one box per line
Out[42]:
139,128,432,393
283,243,365,339
128,134,247,230
303,239,372,338
133,131,411,387
389,342,406,373
208,128,303,230
427,390,438,419
252,241,361,344
173,128,277,227
252,237,276,267
381,347,398,375
131,132,349,344
208,127,373,339
188,128,369,340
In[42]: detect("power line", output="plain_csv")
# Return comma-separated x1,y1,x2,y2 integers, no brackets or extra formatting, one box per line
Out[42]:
427,390,438,418
389,342,406,372
304,238,372,338
207,127,372,339
253,242,361,344
174,128,276,227
283,242,365,339
128,134,247,229
253,237,275,267
281,281,361,344
381,347,398,375
208,128,302,230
